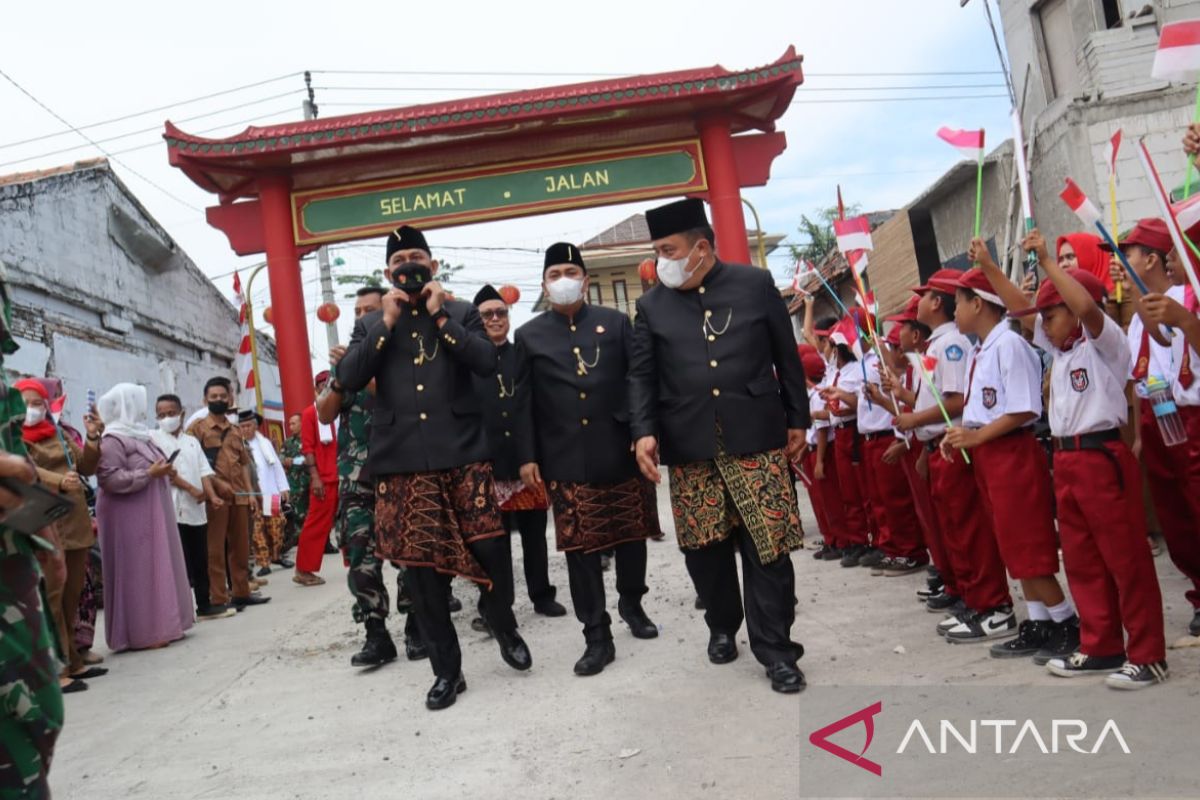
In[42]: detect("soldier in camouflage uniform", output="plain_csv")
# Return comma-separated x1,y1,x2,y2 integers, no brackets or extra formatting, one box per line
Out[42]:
279,415,308,557
0,270,64,799
322,286,425,668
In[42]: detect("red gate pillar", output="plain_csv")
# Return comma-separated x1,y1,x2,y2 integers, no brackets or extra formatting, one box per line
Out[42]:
258,175,314,418
698,116,752,264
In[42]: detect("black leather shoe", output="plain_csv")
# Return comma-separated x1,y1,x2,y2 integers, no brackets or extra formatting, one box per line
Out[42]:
574,641,616,676
272,557,295,569
233,595,271,610
495,630,532,671
351,619,398,667
618,600,658,639
256,566,271,577
323,541,338,555
405,636,429,661
765,662,805,694
425,673,467,710
533,599,568,617
694,595,705,610
470,616,492,635
707,633,738,664
447,593,463,613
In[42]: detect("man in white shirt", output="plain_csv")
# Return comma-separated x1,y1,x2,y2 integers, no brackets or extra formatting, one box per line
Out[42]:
152,394,234,620
238,410,291,577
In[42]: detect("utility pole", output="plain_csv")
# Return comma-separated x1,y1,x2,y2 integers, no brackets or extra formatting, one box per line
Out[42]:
303,71,340,348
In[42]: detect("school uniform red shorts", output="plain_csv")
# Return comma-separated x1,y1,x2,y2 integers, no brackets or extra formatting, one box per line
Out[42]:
802,447,846,547
832,424,872,547
1139,400,1200,609
861,434,925,560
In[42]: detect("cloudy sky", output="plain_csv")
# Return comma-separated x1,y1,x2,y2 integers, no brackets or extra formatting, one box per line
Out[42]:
2,0,1014,368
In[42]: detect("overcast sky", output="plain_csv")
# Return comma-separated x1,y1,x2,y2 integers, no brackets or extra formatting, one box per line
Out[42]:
2,0,1014,371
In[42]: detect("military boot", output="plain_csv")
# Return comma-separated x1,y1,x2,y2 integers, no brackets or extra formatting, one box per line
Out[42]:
351,618,398,667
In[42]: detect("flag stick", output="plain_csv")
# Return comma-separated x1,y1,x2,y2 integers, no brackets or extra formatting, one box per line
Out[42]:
1109,173,1122,304
908,355,970,465
848,262,909,446
1094,221,1152,296
811,267,873,406
1137,137,1200,302
1185,81,1200,199
973,153,985,240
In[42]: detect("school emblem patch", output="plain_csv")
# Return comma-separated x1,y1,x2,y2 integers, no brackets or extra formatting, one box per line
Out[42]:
945,344,964,361
981,387,997,409
1070,368,1089,392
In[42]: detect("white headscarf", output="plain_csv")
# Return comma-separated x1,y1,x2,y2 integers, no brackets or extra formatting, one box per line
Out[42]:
98,383,153,441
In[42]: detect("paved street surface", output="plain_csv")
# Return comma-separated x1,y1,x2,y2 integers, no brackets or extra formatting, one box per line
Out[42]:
50,486,1199,799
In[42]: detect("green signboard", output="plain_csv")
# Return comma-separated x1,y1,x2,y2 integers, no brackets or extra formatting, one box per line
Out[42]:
292,140,705,244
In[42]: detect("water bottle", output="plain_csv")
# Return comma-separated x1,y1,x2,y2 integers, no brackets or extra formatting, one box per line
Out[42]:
1146,376,1188,447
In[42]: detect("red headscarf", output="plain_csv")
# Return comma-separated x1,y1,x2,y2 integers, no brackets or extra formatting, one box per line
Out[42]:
14,378,58,443
1057,232,1113,291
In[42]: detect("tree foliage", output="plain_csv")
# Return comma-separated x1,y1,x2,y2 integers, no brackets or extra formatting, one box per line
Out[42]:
787,203,862,264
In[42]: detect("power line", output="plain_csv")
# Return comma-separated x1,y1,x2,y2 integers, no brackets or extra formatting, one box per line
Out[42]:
315,82,1007,94
312,68,1002,77
790,94,1008,104
0,67,200,212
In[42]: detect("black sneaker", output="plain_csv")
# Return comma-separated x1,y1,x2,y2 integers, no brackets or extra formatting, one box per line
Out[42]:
857,548,884,568
883,556,927,577
926,592,962,613
811,544,838,560
989,619,1052,658
936,608,973,637
945,606,1017,642
1189,609,1200,637
819,546,844,561
1105,660,1169,690
1046,652,1126,677
840,544,868,567
1032,616,1081,666
916,575,944,601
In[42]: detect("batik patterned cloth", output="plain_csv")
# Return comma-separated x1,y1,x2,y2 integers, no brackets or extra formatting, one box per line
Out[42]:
374,461,504,586
546,476,662,553
251,505,285,568
494,479,549,512
668,447,804,565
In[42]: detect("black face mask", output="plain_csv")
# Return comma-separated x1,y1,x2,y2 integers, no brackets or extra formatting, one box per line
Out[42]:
389,261,433,294
208,401,229,416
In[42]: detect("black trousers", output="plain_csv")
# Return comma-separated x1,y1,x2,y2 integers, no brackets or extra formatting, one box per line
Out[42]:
177,522,211,610
403,536,518,679
475,509,557,613
683,528,803,667
565,539,649,644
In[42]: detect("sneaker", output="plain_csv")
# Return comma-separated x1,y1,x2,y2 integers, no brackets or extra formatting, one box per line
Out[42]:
936,608,973,637
926,592,963,613
811,544,839,560
945,607,1017,642
1032,616,1081,666
840,544,868,568
857,548,884,568
988,619,1051,658
1105,660,1169,690
869,556,893,576
1046,652,1126,677
916,575,944,601
819,546,844,561
883,556,927,577
196,604,236,620
1189,609,1200,637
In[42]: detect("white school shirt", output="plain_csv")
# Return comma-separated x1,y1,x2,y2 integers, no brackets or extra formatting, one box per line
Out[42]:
806,387,830,446
246,433,289,516
829,361,864,425
1126,284,1183,389
1033,314,1130,436
148,429,214,526
857,351,895,434
914,323,971,442
962,324,1043,429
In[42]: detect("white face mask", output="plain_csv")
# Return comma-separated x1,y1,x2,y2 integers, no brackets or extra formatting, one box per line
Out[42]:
546,276,585,306
656,242,701,289
158,415,182,434
23,407,46,426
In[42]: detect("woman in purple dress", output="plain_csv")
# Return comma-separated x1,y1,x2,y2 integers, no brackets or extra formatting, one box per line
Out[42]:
95,383,194,652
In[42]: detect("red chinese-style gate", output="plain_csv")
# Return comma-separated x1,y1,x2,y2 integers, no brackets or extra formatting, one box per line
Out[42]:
163,47,803,417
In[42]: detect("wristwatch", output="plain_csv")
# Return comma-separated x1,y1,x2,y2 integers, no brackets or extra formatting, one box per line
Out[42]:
430,307,450,324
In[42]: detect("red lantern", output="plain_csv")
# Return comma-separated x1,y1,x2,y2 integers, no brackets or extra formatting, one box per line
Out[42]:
639,258,657,284
316,302,340,323
262,306,274,325
498,284,521,305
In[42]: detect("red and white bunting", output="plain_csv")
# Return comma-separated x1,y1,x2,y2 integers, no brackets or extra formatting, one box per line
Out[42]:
232,271,256,398
936,126,985,161
1059,178,1104,228
1151,19,1200,82
834,216,873,254
1106,129,1122,179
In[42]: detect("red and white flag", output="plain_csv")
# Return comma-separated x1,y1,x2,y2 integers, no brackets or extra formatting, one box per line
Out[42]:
848,249,869,277
834,215,873,253
936,126,985,161
906,351,938,377
1059,178,1104,228
1136,138,1200,300
232,271,256,398
1106,129,1122,179
854,287,877,315
1173,193,1200,233
1152,19,1200,82
791,259,812,293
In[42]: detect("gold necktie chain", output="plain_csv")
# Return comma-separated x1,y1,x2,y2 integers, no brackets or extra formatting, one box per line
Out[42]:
496,372,515,398
572,344,600,376
415,335,440,365
702,308,733,339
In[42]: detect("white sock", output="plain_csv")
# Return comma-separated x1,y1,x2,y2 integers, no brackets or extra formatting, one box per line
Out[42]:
1026,601,1050,621
1047,599,1075,623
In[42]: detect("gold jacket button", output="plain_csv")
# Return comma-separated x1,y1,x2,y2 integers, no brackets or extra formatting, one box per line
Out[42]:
579,392,587,399
704,309,712,318
710,360,718,368
504,431,512,437
419,412,428,420
570,325,577,332
411,331,418,339
581,418,589,426
712,388,720,397
707,334,716,342
411,309,419,316
416,384,424,391
698,286,706,294
501,411,509,418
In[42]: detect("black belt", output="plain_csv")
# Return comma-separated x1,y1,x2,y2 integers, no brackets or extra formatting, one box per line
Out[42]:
833,422,863,463
861,430,892,441
1052,429,1124,489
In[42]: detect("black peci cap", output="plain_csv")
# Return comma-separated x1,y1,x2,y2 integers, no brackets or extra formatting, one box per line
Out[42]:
385,225,431,262
543,242,586,275
645,198,710,240
473,284,504,306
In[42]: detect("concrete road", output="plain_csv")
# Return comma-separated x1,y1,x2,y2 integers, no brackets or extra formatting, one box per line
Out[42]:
49,487,1198,800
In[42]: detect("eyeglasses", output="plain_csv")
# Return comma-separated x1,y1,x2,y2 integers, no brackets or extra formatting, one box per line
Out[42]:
480,309,509,321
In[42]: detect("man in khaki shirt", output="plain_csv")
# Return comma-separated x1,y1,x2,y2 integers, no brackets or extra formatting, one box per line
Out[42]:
186,377,270,612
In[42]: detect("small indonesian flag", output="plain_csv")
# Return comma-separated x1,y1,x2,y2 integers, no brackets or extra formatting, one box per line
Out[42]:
848,249,869,276
1173,193,1200,233
1152,20,1200,82
834,215,873,253
937,126,985,161
1059,178,1104,228
906,351,938,376
830,315,858,349
791,259,812,293
854,288,877,315
1106,129,1122,178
